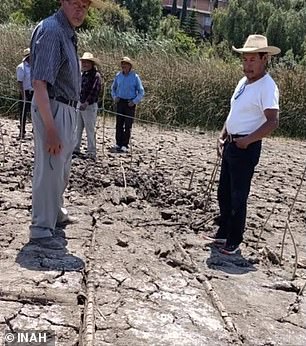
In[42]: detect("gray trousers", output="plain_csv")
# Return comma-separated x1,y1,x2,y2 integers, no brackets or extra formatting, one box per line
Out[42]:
30,100,77,239
74,103,97,156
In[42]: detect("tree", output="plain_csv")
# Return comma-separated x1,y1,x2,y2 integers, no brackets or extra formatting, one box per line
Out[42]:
86,0,133,31
0,0,24,23
212,0,306,59
118,0,162,34
284,9,305,57
180,0,188,27
184,10,200,41
266,11,287,55
171,0,178,16
27,0,58,22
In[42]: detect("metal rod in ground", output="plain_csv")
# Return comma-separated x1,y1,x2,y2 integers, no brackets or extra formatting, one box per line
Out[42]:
188,168,196,190
203,156,221,213
256,205,276,250
280,164,306,263
285,221,298,280
120,160,127,189
100,83,106,159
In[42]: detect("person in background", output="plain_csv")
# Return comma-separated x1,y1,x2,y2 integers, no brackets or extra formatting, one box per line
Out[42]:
16,48,33,139
205,34,280,255
29,0,103,250
73,52,102,160
111,56,144,153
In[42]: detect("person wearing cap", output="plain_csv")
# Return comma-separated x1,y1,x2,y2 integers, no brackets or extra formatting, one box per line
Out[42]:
111,56,144,153
29,0,103,250
16,48,33,139
73,52,102,160
205,35,280,255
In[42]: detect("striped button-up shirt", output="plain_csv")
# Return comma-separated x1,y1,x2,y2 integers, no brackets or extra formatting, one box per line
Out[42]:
111,71,144,104
30,9,81,101
80,68,102,105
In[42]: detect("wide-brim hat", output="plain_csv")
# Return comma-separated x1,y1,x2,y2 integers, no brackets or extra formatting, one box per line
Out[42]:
22,48,30,61
80,52,101,66
90,0,104,9
121,56,133,67
23,48,30,57
232,34,281,56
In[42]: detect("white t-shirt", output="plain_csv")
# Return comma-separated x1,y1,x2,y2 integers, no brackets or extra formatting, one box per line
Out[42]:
226,73,279,135
16,60,33,91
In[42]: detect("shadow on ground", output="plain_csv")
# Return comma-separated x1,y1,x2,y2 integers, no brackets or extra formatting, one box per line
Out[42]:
15,230,85,272
206,244,257,275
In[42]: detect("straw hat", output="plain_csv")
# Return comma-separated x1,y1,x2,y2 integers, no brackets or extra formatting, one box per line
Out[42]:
90,0,104,9
23,48,30,57
121,56,133,67
232,34,281,56
80,52,101,66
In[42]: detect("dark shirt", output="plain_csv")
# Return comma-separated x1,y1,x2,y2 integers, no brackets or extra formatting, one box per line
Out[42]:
30,9,81,101
80,68,102,105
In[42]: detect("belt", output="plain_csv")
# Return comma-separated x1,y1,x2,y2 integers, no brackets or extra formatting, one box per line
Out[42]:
226,134,248,143
119,98,130,103
50,96,78,108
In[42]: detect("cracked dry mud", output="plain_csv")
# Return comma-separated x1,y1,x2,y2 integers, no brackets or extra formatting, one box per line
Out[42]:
0,116,305,346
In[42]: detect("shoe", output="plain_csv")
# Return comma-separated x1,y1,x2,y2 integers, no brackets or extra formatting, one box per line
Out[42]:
56,216,78,228
30,236,65,250
113,144,121,150
219,244,240,255
203,234,226,245
120,146,128,153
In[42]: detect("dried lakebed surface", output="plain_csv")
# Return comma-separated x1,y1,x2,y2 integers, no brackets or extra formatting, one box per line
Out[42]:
0,116,305,346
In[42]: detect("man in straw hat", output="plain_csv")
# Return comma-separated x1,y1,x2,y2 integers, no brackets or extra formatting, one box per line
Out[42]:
111,56,145,153
73,52,102,160
16,48,33,139
204,34,280,255
29,0,103,250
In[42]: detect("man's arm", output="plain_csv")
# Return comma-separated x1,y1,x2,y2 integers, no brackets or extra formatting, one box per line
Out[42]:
111,75,119,102
32,80,62,155
217,122,228,157
132,75,144,105
234,109,279,149
18,82,25,98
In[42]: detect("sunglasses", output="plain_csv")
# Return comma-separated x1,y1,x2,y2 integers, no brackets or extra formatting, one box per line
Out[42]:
234,83,246,100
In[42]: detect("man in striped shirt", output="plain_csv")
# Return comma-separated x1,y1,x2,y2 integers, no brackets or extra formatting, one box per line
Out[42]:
29,0,102,250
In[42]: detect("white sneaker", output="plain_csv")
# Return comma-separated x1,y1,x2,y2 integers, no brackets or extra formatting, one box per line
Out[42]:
114,144,121,150
120,146,128,153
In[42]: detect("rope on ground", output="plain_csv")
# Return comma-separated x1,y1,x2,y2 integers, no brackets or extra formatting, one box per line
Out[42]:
81,219,98,346
170,234,242,344
0,94,207,134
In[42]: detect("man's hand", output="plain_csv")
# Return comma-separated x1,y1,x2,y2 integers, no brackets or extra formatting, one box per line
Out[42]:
234,137,249,149
128,101,135,107
45,126,62,155
79,102,88,111
217,137,225,157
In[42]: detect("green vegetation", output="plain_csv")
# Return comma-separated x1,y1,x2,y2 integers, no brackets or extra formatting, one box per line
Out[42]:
212,0,306,62
0,0,306,138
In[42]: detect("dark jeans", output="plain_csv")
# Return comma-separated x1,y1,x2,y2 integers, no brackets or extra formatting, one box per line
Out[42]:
217,140,262,246
115,99,136,147
19,90,33,137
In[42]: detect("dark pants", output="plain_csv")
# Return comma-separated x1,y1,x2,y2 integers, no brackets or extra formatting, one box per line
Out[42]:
19,90,33,137
217,140,262,246
115,99,136,147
